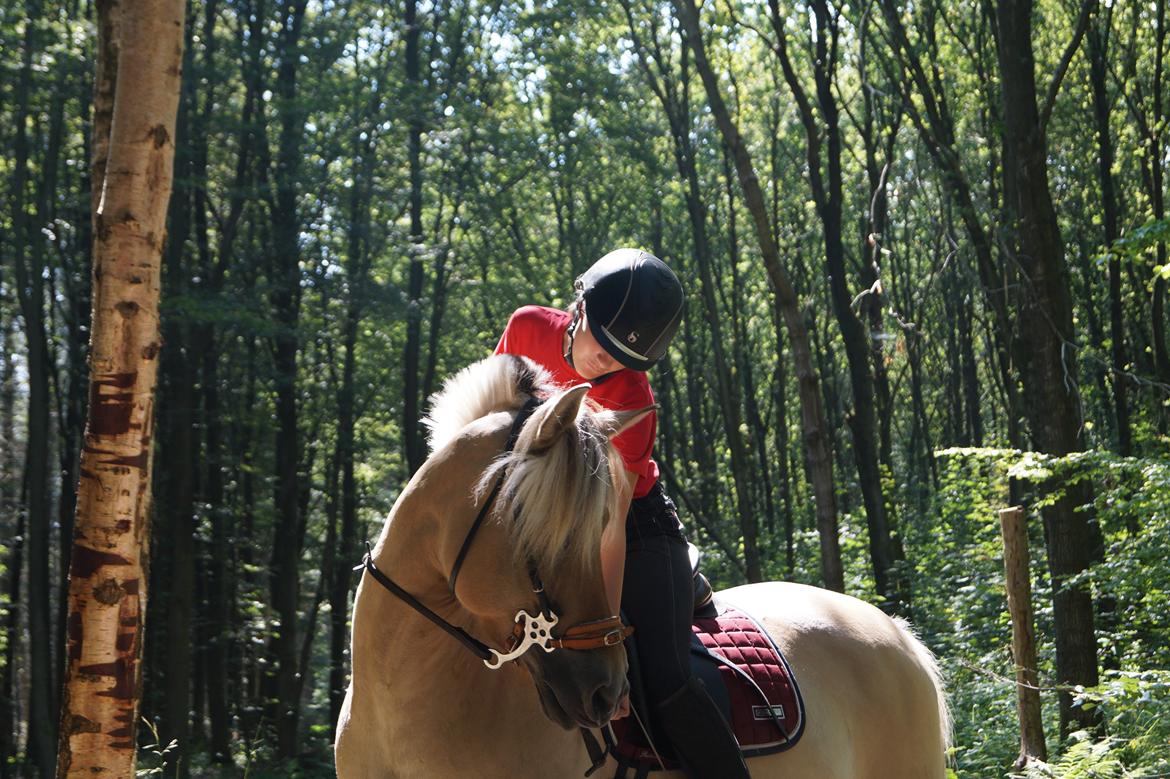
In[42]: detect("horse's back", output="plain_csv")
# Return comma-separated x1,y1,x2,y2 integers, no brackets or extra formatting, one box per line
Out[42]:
719,582,949,779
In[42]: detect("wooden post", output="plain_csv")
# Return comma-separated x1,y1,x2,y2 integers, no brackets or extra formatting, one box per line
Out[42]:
999,506,1048,766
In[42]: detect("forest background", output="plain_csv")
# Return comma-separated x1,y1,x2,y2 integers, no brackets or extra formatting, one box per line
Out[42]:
2,0,1169,775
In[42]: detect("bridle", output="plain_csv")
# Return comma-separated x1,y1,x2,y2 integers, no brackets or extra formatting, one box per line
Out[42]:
357,396,633,669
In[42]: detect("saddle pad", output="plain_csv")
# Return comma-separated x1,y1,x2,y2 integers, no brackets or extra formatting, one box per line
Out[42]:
607,602,805,772
691,605,805,752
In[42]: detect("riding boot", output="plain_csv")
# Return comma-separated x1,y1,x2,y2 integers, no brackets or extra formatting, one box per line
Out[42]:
654,676,751,779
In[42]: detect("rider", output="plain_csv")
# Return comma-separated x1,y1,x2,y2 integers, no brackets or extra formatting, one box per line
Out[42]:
495,248,751,778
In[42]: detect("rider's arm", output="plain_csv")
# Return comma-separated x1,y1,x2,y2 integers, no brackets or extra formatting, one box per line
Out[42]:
602,467,638,721
600,468,638,612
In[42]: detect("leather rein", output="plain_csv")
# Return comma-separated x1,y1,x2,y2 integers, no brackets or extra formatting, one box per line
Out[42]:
357,396,633,669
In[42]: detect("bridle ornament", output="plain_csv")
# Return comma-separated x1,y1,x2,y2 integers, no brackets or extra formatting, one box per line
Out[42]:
356,397,633,669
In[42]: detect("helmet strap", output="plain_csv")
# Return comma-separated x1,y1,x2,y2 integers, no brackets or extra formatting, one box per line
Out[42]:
563,299,583,370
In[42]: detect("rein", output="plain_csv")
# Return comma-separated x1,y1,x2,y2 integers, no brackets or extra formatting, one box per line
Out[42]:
357,396,632,669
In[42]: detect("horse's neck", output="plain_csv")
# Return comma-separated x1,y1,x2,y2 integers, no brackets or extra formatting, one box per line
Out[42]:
350,590,578,774
353,431,590,776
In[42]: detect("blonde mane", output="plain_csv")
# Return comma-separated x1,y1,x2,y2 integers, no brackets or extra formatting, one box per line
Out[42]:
423,355,549,453
423,354,621,576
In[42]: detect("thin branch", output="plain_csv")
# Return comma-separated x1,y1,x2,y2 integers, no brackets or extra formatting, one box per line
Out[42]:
1040,0,1096,133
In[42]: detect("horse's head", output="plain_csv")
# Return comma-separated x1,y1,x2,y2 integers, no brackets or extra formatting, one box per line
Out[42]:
427,356,650,729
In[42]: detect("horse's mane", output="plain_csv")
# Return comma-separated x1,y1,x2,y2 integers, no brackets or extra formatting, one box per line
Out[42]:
423,354,549,453
423,354,620,576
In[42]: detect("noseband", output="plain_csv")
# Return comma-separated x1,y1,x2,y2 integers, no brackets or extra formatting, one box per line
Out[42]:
357,396,633,669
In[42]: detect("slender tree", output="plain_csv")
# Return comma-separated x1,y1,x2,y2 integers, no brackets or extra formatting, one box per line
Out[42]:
263,0,310,757
993,0,1102,735
766,0,904,608
622,0,764,579
403,0,428,474
56,0,185,774
10,1,60,770
1085,4,1132,455
0,280,20,774
672,0,844,591
156,14,198,765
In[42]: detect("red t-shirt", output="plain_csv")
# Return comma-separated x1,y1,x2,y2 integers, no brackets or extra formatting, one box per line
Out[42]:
495,305,659,499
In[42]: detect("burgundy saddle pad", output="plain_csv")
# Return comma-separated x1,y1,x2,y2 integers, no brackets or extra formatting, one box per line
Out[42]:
607,602,805,773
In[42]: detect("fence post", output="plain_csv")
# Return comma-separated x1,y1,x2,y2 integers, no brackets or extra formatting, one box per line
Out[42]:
999,506,1048,766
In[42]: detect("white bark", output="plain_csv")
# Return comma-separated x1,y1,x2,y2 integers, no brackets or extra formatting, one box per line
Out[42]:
57,0,186,775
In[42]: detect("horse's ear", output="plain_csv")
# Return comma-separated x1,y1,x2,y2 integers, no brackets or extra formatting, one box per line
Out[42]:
527,384,591,450
597,404,658,440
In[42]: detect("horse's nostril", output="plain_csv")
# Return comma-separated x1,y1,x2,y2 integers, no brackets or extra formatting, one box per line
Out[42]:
591,688,611,719
590,682,619,721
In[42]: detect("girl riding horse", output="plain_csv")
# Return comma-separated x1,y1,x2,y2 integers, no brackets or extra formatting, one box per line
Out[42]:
494,248,750,778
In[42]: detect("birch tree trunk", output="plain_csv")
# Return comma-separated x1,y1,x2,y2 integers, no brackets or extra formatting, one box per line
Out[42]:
56,0,185,774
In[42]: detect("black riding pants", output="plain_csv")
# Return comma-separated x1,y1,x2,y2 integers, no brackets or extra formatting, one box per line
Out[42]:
620,482,693,705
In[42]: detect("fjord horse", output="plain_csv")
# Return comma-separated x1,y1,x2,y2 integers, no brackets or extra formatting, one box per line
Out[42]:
335,355,950,778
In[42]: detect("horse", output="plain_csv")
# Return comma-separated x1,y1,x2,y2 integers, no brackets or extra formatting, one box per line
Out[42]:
335,354,951,778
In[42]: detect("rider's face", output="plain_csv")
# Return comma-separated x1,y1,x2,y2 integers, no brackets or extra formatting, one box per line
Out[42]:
572,313,623,380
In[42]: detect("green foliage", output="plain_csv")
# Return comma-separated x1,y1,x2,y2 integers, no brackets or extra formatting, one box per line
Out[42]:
3,0,1170,772
1098,218,1170,279
136,719,181,778
928,449,1170,777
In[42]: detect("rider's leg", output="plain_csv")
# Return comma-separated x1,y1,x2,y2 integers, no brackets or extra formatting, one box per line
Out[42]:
622,485,750,778
655,675,751,779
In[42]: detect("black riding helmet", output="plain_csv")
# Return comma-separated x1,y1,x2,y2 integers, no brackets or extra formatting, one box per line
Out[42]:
574,248,684,372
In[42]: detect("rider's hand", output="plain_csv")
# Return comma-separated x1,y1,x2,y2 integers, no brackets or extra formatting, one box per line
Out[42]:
611,692,631,721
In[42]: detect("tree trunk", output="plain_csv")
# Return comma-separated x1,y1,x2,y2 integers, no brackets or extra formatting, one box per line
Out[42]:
625,13,763,579
157,22,197,764
10,4,59,771
201,3,254,754
679,312,721,533
767,0,900,604
196,0,233,755
994,0,1101,735
878,0,1025,459
673,0,843,591
958,291,984,447
330,123,374,734
723,152,779,547
770,307,796,575
264,0,309,758
36,51,83,710
0,302,21,771
1148,0,1168,428
403,0,427,475
236,336,262,737
201,328,232,760
56,0,185,773
858,13,897,469
1087,10,1131,455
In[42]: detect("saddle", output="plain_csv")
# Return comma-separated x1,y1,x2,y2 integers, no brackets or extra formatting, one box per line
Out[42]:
582,550,806,777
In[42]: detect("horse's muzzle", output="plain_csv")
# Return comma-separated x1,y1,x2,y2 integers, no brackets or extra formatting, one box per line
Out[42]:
526,648,629,729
